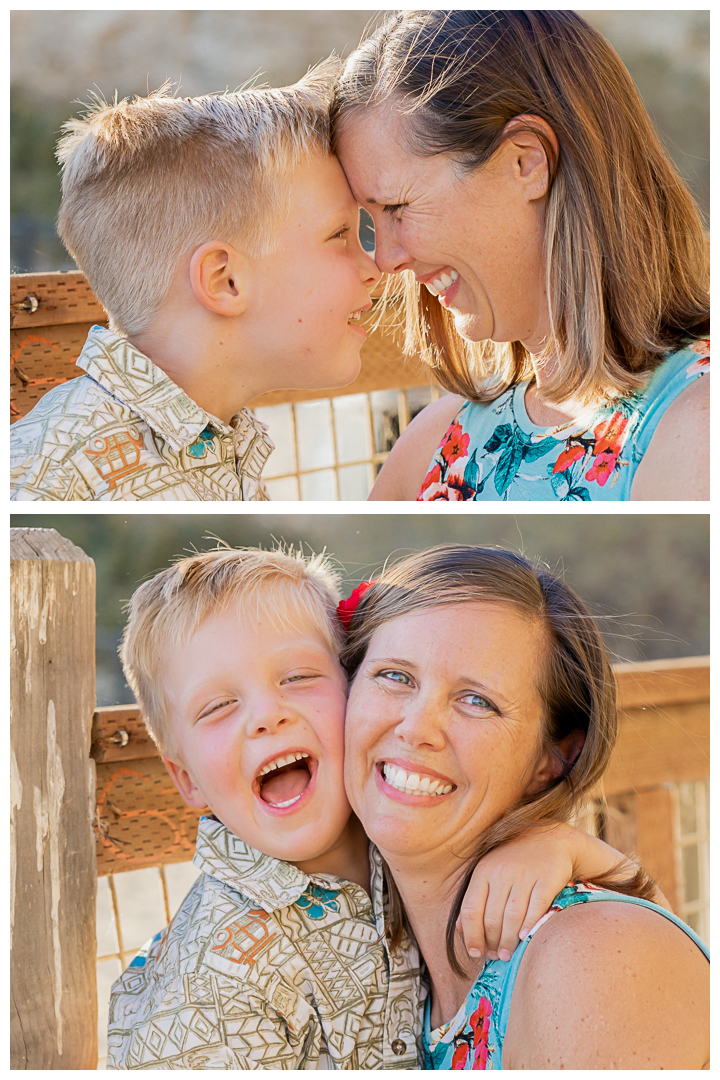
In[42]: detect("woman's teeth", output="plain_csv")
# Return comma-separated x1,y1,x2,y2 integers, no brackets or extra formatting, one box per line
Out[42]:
258,751,309,777
425,269,459,297
349,310,362,321
383,763,453,796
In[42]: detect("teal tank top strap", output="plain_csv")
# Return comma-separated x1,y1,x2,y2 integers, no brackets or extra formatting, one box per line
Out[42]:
492,884,709,1065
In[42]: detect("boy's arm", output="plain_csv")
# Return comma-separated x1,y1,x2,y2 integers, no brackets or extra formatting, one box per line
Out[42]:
458,821,661,961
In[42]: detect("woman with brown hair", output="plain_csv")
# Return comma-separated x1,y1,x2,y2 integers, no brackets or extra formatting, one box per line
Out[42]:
333,11,709,501
341,546,709,1068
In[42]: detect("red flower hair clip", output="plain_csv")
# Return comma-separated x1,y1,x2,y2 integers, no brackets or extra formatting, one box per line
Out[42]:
337,581,375,631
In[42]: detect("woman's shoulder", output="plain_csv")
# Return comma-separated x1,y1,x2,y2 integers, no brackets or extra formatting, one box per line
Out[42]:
368,393,465,501
504,893,709,1068
630,338,710,499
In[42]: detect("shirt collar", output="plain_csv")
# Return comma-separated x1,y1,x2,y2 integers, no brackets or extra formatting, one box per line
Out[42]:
194,817,382,917
193,816,315,913
76,325,271,455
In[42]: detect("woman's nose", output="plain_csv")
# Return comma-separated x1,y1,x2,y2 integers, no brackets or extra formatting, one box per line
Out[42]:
395,700,446,750
371,219,413,275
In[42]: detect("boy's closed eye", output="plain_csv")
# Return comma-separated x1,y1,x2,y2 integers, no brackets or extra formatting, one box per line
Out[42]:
197,698,236,721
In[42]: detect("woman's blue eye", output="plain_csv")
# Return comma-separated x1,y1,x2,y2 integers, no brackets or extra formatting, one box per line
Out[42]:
380,669,410,684
461,693,494,710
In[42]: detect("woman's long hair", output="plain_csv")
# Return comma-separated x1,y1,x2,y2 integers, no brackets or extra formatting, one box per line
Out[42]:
332,11,709,407
342,546,655,973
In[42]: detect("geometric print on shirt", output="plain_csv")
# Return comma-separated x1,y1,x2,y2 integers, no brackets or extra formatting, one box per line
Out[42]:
10,325,274,501
107,817,425,1070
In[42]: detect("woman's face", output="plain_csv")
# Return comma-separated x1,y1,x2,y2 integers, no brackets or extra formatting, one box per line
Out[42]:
344,602,550,864
336,103,550,353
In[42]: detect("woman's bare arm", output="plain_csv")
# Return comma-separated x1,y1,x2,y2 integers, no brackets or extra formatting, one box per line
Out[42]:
631,375,709,500
368,394,464,501
504,899,709,1069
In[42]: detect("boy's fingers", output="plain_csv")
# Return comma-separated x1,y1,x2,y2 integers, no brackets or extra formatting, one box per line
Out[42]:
481,880,513,958
458,878,489,958
518,880,558,940
496,883,530,960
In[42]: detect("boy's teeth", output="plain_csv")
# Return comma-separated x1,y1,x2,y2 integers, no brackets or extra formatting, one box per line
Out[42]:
426,269,459,296
258,751,309,778
382,763,453,796
272,793,303,808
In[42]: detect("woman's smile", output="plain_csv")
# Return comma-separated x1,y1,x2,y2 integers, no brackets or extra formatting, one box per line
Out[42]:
377,759,456,799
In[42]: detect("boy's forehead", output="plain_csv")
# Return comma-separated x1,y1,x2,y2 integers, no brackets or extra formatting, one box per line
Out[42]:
197,595,338,652
287,152,356,221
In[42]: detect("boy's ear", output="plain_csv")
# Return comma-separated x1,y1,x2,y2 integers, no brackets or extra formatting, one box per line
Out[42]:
189,241,249,317
528,729,585,794
162,755,209,809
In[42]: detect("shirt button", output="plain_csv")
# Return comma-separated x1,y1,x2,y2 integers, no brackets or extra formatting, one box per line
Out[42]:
391,1039,407,1056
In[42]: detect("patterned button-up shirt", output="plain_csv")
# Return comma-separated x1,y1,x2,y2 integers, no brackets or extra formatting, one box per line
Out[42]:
107,818,424,1070
10,326,274,501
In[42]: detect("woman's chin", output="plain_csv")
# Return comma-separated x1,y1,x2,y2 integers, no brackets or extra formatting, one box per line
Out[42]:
448,308,494,343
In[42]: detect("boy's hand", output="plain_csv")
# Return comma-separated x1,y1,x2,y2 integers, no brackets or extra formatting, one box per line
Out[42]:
457,822,634,961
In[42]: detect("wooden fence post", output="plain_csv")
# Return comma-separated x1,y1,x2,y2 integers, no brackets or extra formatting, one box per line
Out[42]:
11,528,98,1069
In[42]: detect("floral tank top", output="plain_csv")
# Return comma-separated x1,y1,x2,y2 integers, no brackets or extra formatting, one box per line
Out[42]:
417,339,709,501
422,882,709,1070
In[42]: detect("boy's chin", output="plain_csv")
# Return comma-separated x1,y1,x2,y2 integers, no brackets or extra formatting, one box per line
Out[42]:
305,352,362,392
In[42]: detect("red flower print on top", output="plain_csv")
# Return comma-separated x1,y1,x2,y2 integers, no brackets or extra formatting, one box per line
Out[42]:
440,422,470,467
419,462,442,497
469,997,492,1069
585,450,617,486
592,411,629,458
451,1041,471,1070
552,443,586,475
448,995,493,1070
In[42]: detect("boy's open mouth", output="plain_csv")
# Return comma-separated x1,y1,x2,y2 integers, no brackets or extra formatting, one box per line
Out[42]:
256,751,316,809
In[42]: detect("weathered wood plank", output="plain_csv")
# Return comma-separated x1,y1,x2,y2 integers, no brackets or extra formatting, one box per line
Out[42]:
614,656,709,709
95,757,205,875
91,704,157,763
11,322,97,422
10,271,107,328
603,700,709,796
10,528,98,1070
604,789,681,913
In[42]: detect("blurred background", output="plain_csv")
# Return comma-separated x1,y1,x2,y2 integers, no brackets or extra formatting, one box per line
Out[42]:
11,9,710,273
10,512,710,705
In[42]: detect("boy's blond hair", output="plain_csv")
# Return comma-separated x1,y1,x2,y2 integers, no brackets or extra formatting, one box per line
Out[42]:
120,546,343,755
57,62,339,336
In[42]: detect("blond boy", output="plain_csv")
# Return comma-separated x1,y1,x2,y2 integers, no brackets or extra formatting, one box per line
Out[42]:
10,70,379,500
107,545,639,1070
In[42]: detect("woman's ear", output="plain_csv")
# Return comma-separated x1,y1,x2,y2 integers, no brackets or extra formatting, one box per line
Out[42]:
501,114,559,201
529,729,585,793
162,755,209,809
189,241,248,317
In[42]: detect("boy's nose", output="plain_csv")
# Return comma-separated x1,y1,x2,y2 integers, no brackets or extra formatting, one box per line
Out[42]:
245,695,297,736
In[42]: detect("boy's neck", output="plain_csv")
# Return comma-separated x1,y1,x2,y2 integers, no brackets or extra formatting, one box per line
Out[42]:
294,814,370,894
127,318,256,425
